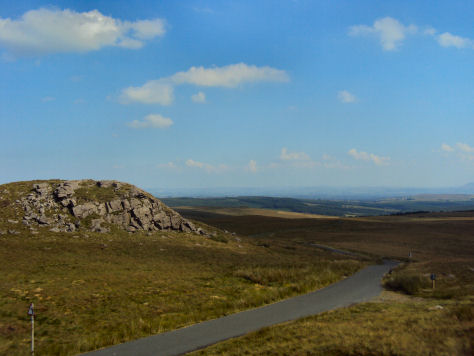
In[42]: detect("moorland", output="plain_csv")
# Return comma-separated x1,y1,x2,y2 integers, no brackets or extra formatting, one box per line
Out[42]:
177,207,474,355
0,180,472,355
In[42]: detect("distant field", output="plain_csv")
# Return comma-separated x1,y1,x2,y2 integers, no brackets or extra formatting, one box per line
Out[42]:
177,208,474,298
176,206,338,219
163,196,474,217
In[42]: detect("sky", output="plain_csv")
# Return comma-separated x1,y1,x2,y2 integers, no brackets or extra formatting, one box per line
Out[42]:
0,0,473,191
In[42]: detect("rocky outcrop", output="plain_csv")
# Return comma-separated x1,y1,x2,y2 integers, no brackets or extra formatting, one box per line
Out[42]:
18,180,202,235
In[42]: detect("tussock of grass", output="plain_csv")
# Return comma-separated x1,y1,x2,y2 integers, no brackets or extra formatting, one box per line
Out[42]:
385,271,431,295
191,300,474,356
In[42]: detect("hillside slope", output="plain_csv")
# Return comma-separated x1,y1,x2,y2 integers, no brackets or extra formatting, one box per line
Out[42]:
0,180,201,235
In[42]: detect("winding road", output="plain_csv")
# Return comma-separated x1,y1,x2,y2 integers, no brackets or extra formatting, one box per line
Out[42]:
83,260,397,356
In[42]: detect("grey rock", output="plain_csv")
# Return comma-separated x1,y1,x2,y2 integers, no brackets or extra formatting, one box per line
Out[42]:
16,179,201,235
122,199,131,210
170,216,182,230
54,180,80,199
72,203,97,219
91,218,109,233
107,199,123,213
36,215,53,225
33,183,51,196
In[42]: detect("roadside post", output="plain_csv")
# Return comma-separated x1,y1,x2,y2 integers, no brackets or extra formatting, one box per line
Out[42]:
430,273,436,290
28,303,34,355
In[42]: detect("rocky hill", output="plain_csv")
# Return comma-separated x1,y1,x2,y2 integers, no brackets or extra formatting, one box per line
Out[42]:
0,179,203,235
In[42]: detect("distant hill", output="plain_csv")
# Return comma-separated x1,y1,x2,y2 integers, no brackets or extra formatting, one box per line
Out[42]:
162,195,474,217
151,182,474,199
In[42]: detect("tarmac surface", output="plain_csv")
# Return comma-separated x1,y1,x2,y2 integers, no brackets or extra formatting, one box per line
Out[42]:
83,260,397,356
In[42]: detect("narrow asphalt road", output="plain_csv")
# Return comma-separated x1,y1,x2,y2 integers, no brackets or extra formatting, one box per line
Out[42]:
83,260,397,356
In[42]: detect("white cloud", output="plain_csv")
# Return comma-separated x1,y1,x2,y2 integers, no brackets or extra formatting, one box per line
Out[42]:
120,63,288,105
247,160,257,173
338,90,356,103
348,148,390,166
437,32,473,49
157,162,178,169
128,114,173,129
440,142,474,162
0,8,165,57
121,80,174,105
185,159,204,169
191,91,206,103
41,96,55,102
441,143,454,152
424,27,436,36
170,63,289,87
456,143,474,153
280,147,311,161
349,17,417,51
185,159,228,173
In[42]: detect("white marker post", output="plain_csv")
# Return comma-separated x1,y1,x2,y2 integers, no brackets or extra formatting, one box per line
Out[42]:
28,303,34,355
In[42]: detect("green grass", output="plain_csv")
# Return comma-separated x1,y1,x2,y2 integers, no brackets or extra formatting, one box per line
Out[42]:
191,298,473,355
177,209,474,299
0,229,362,356
73,180,131,205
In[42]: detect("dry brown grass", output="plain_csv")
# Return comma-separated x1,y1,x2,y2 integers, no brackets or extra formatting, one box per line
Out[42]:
191,298,474,355
0,229,362,356
177,207,338,219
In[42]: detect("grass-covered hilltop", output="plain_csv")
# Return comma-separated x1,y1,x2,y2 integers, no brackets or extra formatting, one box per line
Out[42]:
0,180,364,355
0,179,199,236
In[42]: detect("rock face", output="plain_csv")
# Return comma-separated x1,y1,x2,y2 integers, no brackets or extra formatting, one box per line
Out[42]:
18,180,201,234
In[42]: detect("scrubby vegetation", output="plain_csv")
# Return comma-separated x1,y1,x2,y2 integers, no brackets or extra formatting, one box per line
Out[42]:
0,229,362,355
191,298,473,355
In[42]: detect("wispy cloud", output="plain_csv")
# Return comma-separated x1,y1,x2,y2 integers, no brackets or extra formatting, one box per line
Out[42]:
348,148,390,166
171,63,289,87
41,96,55,102
442,142,474,161
350,17,473,51
120,80,174,105
338,90,356,103
191,91,206,103
437,32,473,49
441,143,454,152
349,17,417,51
280,147,311,161
247,160,257,173
279,148,318,168
157,162,179,170
128,114,173,129
0,8,166,57
120,63,289,105
457,143,474,153
185,159,229,173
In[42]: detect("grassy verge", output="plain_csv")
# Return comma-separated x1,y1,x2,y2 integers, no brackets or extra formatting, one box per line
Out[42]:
0,229,363,356
191,295,473,355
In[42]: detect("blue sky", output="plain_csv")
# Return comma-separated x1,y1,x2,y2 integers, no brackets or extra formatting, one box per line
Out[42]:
1,0,473,190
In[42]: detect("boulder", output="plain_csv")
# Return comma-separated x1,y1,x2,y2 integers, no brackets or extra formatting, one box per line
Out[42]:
54,181,79,199
107,199,123,213
90,218,109,233
72,203,97,219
